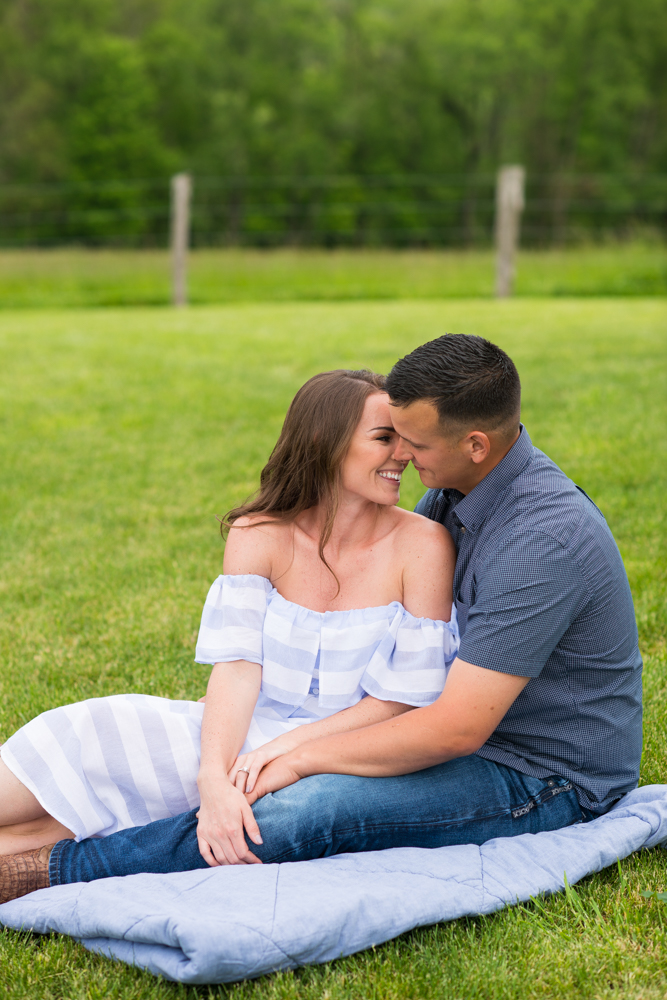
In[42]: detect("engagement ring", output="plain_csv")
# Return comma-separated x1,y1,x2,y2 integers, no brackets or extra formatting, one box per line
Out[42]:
238,766,250,774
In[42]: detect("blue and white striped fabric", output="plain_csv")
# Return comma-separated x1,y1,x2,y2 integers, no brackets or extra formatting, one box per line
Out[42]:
1,575,458,842
196,575,459,710
2,696,205,841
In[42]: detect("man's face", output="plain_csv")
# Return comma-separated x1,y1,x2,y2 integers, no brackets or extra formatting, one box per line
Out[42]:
389,399,470,491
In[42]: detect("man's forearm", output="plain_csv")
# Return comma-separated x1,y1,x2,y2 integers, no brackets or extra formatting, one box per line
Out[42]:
279,660,530,780
289,702,467,779
275,698,414,754
249,660,530,797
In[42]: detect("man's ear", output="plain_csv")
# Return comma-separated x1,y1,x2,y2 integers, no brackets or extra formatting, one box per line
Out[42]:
461,431,491,464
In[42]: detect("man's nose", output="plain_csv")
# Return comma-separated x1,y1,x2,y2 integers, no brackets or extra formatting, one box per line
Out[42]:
392,438,412,462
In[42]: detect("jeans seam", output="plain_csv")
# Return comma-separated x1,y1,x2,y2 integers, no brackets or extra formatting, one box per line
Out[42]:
264,834,334,864
323,801,523,836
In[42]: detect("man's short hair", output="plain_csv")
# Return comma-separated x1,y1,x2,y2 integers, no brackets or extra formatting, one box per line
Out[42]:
385,333,521,434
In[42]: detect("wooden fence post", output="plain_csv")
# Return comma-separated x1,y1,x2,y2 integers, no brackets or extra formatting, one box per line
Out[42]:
495,165,525,298
171,173,191,306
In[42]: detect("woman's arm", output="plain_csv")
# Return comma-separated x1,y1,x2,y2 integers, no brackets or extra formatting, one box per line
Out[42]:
195,516,280,866
196,660,263,866
230,696,413,794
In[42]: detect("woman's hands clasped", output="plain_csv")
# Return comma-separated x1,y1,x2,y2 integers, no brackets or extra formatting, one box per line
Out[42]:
196,736,297,866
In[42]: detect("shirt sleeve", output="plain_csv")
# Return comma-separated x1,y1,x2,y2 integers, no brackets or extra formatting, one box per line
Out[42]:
361,607,460,707
194,574,271,666
458,531,589,677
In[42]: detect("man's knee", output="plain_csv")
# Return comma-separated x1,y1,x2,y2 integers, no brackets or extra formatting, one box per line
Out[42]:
253,774,348,827
250,774,359,860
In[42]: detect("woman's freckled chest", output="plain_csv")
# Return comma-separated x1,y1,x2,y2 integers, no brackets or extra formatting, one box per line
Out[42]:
277,534,403,610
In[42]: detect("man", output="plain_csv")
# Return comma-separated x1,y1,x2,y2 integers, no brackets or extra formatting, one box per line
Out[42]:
1,334,642,899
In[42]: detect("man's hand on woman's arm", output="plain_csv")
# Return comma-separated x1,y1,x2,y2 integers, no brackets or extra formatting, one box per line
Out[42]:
246,658,529,803
230,696,413,795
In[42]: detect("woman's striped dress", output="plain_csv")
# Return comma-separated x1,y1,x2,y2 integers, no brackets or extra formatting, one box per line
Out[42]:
1,575,459,841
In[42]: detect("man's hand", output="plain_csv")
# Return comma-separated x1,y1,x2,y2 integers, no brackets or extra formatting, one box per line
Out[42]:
229,738,293,795
233,699,415,797
196,779,264,866
244,756,307,805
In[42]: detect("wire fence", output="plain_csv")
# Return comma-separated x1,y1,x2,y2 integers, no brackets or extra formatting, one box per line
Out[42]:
1,173,666,248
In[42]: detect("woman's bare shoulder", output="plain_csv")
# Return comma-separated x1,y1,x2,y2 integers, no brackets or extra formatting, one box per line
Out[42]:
391,509,455,620
223,515,292,576
392,507,455,555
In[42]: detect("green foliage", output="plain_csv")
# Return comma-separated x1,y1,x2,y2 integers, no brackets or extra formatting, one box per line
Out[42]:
56,34,169,183
0,0,171,182
0,0,666,245
0,297,666,996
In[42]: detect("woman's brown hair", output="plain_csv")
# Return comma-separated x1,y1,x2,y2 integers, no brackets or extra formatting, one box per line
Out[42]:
224,369,387,580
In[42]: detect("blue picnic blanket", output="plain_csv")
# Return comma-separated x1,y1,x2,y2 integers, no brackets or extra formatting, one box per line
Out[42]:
1,784,666,984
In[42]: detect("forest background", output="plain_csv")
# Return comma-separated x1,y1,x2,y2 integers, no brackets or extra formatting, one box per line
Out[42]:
1,0,667,248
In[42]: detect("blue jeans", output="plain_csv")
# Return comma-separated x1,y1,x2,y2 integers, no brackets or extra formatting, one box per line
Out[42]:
49,756,589,885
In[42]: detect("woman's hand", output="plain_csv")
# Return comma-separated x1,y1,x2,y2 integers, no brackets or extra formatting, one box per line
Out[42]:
196,777,264,866
229,737,294,795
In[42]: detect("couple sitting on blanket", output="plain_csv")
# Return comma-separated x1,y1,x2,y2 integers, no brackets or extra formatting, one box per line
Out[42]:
0,333,642,903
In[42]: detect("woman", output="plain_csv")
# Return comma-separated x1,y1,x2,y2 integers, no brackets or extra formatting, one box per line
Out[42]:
0,369,458,868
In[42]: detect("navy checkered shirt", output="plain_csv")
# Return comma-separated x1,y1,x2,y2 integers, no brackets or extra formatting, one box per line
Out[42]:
415,426,643,813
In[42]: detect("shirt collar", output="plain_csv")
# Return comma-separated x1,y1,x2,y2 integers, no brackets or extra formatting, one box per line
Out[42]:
450,425,533,532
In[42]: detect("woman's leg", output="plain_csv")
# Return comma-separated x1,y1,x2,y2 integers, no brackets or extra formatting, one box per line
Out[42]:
0,760,74,854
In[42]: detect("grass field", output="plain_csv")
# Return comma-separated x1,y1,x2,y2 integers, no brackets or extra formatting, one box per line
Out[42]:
0,297,666,998
1,243,666,309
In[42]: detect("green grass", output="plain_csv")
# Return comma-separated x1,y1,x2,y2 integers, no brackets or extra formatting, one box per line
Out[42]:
0,298,665,997
1,243,666,309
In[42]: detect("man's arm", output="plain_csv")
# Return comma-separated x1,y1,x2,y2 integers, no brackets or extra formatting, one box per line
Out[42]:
230,696,414,794
247,658,529,800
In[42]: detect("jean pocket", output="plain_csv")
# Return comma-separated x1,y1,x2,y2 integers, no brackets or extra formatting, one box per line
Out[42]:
511,776,574,820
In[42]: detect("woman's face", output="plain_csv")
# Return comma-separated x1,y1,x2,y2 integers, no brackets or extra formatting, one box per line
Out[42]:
340,392,408,505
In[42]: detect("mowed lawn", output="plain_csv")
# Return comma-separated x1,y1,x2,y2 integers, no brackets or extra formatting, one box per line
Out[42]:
0,298,666,999
1,243,666,309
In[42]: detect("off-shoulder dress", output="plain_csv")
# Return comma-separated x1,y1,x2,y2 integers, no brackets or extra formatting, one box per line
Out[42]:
1,575,459,841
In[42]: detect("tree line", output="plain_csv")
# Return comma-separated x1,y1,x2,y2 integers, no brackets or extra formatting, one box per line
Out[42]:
1,0,665,246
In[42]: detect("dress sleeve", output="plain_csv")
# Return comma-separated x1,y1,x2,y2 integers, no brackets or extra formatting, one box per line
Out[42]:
361,606,460,707
194,575,272,666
